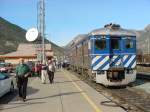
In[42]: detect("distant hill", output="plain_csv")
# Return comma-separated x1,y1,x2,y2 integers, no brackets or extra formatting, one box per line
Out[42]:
136,24,150,54
0,17,27,54
0,17,64,56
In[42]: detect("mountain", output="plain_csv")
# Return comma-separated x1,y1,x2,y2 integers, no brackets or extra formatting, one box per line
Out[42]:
0,17,27,54
136,24,150,54
0,17,64,56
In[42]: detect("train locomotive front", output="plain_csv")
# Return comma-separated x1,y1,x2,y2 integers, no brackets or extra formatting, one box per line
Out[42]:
67,23,136,86
90,24,136,86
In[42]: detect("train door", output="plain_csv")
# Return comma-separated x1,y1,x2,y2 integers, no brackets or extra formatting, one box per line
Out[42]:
123,37,136,69
110,36,123,67
108,36,125,81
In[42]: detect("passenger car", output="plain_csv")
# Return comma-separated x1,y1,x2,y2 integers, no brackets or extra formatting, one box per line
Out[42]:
0,63,8,73
0,72,14,97
67,23,136,86
0,63,13,73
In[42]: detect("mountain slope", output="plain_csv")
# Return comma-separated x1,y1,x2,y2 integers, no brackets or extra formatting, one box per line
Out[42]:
137,24,150,54
0,17,64,56
0,17,27,54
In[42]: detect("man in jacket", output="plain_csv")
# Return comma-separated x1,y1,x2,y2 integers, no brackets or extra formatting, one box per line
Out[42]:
16,58,31,102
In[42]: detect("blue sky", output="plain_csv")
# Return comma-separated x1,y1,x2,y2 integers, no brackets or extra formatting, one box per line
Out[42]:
0,0,150,46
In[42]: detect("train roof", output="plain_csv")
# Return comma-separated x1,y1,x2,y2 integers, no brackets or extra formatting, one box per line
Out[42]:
66,34,88,48
89,23,136,37
66,23,136,49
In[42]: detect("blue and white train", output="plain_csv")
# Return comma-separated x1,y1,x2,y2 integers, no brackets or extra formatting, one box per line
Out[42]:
67,23,136,86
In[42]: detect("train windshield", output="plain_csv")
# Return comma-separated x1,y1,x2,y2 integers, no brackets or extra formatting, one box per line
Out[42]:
125,39,133,49
111,38,120,49
95,39,106,50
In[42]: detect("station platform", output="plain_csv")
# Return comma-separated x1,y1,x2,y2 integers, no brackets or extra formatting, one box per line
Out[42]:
0,70,126,112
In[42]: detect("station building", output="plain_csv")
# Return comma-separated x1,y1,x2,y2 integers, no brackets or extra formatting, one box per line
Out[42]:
0,43,53,64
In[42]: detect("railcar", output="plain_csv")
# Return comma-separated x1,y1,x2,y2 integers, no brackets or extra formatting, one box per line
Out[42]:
67,23,136,86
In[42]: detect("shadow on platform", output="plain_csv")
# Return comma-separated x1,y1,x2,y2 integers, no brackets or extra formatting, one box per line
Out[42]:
54,79,80,84
27,91,84,101
0,101,45,111
27,86,39,95
0,90,18,104
0,86,39,104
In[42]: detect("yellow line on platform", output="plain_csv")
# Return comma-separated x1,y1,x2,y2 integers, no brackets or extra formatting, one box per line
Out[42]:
62,70,103,112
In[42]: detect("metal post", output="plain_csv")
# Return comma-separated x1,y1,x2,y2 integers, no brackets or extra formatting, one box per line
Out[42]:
36,1,40,62
42,0,45,63
38,0,45,63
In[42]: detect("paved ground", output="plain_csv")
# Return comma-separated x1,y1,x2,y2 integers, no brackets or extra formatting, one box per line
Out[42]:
134,81,150,94
133,73,150,94
0,69,126,112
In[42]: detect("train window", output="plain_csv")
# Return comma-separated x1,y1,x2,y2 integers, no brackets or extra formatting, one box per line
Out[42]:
111,39,119,49
95,39,106,50
125,39,133,49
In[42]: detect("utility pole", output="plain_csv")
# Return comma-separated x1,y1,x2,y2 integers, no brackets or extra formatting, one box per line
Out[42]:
38,0,46,63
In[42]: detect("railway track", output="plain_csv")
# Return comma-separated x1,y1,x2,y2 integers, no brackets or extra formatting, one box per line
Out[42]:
137,72,150,80
109,88,150,112
67,69,150,112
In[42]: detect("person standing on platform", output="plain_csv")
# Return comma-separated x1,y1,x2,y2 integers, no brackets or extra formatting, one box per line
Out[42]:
41,61,47,84
16,58,31,102
47,59,55,84
35,61,42,78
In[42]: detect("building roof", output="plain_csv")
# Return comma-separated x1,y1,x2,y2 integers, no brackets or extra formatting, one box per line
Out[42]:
0,43,53,58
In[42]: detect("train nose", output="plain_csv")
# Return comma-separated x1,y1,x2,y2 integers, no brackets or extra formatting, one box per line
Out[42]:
91,55,110,71
110,55,122,67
